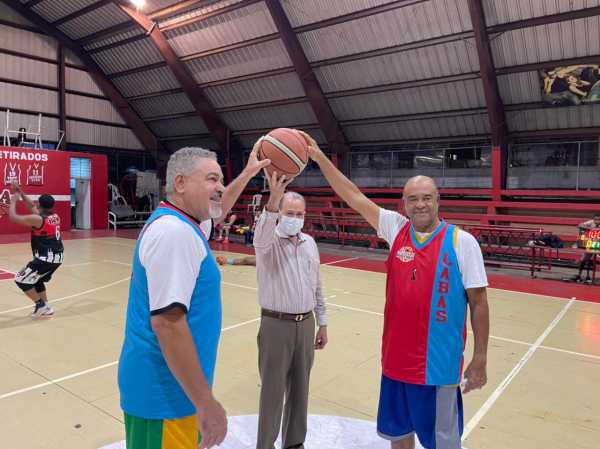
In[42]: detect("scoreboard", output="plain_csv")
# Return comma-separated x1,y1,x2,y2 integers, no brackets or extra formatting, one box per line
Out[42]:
579,228,600,250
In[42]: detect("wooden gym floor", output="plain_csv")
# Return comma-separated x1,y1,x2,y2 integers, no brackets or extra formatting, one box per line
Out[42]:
0,234,598,449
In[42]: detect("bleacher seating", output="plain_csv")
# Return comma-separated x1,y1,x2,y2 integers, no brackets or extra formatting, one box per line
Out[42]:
108,199,151,230
232,187,600,276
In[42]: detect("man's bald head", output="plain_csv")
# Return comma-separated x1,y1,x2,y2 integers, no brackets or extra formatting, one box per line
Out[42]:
404,176,439,196
403,175,441,232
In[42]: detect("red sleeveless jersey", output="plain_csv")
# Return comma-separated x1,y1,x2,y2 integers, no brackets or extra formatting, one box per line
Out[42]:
383,221,467,385
31,212,64,263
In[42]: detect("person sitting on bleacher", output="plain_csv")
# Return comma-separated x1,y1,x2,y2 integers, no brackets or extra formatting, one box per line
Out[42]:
571,213,600,283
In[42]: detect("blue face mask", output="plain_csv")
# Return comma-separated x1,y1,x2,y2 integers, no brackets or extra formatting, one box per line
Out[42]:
277,216,304,236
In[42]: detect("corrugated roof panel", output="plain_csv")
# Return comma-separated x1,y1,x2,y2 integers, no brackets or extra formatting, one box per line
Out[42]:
83,28,145,51
221,102,317,131
492,16,600,68
343,113,490,141
329,78,486,120
65,67,104,96
282,0,397,27
147,116,209,137
507,105,600,131
165,2,276,58
0,81,58,115
91,38,164,74
0,2,35,26
483,0,600,26
163,137,220,153
31,0,99,23
112,66,180,98
66,93,125,125
0,53,57,87
158,0,245,28
57,2,131,41
186,38,292,84
0,110,59,143
66,119,143,149
299,0,472,62
130,92,195,119
0,25,58,60
207,72,305,108
497,71,542,104
315,39,480,92
144,0,184,15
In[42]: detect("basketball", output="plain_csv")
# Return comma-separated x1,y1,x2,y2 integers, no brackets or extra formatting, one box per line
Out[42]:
257,128,309,178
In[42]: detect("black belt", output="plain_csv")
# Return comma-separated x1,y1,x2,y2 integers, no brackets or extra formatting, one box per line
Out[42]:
261,308,312,322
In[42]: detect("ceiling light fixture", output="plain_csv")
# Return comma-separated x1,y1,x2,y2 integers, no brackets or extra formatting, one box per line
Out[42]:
130,0,146,9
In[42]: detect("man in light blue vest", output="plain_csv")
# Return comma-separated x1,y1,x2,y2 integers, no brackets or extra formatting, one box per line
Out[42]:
118,145,269,449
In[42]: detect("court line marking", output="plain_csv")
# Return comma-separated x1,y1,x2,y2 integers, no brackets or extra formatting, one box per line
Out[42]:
462,298,575,440
0,317,260,401
102,252,599,304
62,262,96,268
103,259,132,267
2,260,595,403
224,281,600,362
0,277,130,315
538,345,600,360
322,257,359,265
106,257,362,267
226,282,524,343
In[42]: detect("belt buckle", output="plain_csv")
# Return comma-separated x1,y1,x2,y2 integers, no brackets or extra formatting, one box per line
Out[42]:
294,314,304,322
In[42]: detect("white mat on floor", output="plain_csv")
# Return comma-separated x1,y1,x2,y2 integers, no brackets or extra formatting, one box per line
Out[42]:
99,414,433,449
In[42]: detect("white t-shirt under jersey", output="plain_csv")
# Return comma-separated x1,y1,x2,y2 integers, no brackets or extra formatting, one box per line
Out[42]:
378,208,488,289
138,216,213,313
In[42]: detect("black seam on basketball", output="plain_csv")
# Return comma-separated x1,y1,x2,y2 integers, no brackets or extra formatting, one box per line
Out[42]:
268,159,295,174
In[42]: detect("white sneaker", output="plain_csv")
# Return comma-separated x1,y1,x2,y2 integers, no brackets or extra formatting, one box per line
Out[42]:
31,302,54,318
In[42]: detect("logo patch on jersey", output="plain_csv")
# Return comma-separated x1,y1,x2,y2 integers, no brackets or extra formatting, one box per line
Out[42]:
4,162,21,185
27,163,44,185
396,246,415,262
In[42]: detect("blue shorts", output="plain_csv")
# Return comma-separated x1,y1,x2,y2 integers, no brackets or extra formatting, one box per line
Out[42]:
377,375,463,449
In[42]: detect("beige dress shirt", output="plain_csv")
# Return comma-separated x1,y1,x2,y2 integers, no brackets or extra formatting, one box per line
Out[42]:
253,209,327,327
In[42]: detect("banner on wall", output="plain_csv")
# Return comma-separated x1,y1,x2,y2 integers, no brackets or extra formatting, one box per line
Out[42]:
0,146,108,233
541,64,600,106
0,147,64,229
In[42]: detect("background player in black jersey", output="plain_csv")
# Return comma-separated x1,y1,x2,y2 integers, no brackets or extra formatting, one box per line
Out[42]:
8,183,64,318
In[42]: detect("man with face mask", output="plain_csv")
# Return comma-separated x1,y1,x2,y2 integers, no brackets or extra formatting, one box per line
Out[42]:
253,170,328,449
302,132,489,449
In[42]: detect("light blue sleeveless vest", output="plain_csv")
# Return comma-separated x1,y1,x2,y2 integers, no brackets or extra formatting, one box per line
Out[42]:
118,205,222,419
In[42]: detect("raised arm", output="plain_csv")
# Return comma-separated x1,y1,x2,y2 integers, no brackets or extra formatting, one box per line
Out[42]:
299,132,380,232
12,183,38,214
8,192,42,228
252,171,292,254
215,140,270,225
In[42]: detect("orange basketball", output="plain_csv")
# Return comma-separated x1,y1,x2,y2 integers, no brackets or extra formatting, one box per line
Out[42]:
258,128,308,178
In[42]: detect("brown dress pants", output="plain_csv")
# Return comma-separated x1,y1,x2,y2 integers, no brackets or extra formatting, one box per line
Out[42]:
256,313,315,449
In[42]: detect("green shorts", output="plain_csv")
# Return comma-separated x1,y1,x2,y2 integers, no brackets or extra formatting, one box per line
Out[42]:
124,413,201,449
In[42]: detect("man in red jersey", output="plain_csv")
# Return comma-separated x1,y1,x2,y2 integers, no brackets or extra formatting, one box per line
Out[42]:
8,183,63,318
302,131,489,449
